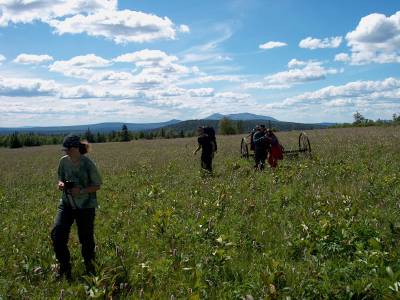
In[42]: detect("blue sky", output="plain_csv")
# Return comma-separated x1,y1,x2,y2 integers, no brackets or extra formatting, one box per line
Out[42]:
0,0,399,126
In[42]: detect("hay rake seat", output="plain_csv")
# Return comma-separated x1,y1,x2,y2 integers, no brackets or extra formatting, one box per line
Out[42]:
240,132,311,159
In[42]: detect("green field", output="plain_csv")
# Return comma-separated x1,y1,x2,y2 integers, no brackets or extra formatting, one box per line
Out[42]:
1,126,400,299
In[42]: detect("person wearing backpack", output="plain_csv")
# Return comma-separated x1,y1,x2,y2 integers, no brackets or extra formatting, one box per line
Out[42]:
252,124,268,170
194,126,216,172
266,129,283,168
51,134,102,280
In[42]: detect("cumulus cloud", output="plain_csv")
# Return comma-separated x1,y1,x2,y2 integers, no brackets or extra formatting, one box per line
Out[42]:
287,59,307,68
215,92,250,100
244,60,338,89
0,1,186,44
0,0,116,26
114,49,177,65
0,54,5,64
88,71,135,84
179,24,190,33
48,10,177,44
334,53,350,62
113,49,194,86
282,77,400,106
49,54,111,78
0,76,58,97
188,88,215,97
259,41,287,50
345,11,400,64
13,54,54,65
299,36,342,49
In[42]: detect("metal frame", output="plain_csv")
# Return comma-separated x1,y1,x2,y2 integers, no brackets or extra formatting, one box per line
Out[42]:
240,132,311,159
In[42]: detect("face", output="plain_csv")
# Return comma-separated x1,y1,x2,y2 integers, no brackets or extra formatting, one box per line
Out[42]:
63,147,79,156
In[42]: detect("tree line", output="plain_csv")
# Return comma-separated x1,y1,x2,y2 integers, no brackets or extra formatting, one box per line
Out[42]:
2,114,399,149
0,126,193,149
330,112,400,128
0,118,246,149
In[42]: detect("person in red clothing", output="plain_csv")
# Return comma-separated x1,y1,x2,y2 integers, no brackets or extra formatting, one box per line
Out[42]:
266,129,283,168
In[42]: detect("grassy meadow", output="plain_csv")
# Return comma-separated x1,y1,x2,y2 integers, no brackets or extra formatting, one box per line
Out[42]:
0,126,400,299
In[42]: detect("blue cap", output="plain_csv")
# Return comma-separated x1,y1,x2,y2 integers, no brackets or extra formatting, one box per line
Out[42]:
62,134,81,150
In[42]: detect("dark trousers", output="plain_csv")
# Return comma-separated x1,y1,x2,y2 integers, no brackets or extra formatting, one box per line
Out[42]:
201,152,213,172
254,147,267,170
51,205,96,268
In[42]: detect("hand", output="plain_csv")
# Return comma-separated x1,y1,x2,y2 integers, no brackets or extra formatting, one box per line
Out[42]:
58,181,65,191
69,187,81,197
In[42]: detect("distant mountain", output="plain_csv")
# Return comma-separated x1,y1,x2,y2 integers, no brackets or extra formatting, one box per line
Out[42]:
0,114,334,136
155,119,329,134
316,122,337,126
205,112,278,121
0,119,181,134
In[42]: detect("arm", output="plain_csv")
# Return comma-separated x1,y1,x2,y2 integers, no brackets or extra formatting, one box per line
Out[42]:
193,144,201,155
253,133,266,144
57,159,65,191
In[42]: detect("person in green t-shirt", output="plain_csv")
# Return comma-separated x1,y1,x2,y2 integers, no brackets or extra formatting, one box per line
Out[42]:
50,134,102,280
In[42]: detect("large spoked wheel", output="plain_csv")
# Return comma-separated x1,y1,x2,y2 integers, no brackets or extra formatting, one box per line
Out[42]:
298,132,311,156
241,138,249,159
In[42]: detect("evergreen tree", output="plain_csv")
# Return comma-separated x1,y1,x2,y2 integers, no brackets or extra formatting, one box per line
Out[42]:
219,117,236,135
236,120,244,134
9,132,22,148
84,128,95,143
121,124,130,142
353,111,366,125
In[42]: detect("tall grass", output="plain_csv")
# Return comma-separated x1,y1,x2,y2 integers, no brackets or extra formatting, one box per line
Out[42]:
0,126,399,299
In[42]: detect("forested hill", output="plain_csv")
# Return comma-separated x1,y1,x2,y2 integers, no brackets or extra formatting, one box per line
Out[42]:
154,119,329,134
0,120,181,134
0,117,329,136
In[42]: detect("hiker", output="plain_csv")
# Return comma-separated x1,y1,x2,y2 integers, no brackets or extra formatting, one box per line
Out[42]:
247,128,256,151
194,126,216,172
266,129,283,168
51,134,102,280
252,124,268,170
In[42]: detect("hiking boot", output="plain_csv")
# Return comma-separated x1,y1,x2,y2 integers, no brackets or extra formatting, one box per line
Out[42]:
85,260,95,275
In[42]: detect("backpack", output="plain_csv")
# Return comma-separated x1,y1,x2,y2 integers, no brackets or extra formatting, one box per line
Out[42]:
203,126,217,152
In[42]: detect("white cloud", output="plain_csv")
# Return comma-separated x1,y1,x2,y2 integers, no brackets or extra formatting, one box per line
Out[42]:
259,41,287,50
114,49,177,64
334,53,350,62
244,60,338,89
88,71,135,84
299,36,342,49
49,9,176,44
13,53,53,65
179,24,190,33
0,54,5,64
0,95,172,126
345,11,400,64
215,92,250,100
188,88,215,97
282,77,400,106
0,76,58,96
49,54,111,78
288,58,307,68
0,0,116,26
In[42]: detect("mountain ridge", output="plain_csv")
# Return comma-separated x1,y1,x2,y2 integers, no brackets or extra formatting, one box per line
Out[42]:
0,113,333,134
